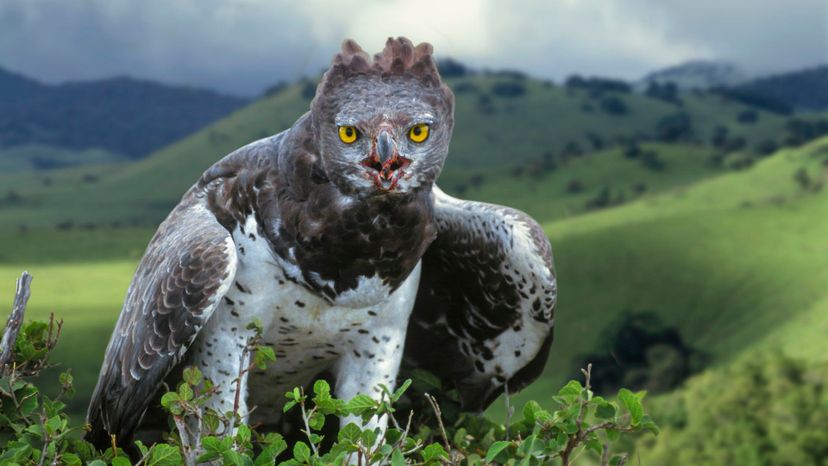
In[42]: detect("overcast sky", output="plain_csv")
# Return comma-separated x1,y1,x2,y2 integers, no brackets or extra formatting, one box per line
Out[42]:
0,0,825,96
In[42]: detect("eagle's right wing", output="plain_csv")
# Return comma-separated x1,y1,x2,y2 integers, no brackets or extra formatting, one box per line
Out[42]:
85,198,237,449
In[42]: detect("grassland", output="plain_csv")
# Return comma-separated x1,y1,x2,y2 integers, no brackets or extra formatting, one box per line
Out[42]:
0,73,805,230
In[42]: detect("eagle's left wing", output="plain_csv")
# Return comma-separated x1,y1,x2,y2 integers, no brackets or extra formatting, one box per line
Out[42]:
403,187,556,411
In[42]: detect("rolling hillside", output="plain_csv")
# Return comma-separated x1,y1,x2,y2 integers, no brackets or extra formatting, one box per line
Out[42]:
1,72,821,234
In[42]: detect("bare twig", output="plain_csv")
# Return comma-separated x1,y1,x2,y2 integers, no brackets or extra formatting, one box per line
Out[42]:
600,442,611,466
425,393,455,464
173,415,196,466
504,380,514,440
299,393,320,456
0,272,33,372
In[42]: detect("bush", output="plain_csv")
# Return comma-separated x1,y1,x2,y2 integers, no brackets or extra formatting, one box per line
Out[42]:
736,109,759,124
491,81,526,98
437,58,468,78
0,273,657,465
644,82,681,105
755,139,778,156
599,97,628,115
655,113,693,142
573,311,705,395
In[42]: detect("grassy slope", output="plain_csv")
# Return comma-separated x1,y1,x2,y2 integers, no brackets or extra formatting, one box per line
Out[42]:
501,137,828,416
0,144,128,173
0,74,800,230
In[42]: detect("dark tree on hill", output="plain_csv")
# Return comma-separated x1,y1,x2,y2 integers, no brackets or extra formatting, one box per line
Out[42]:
655,113,693,142
476,93,496,114
755,139,778,156
565,179,585,194
783,118,828,146
737,109,759,124
600,96,628,115
436,58,468,78
732,65,828,112
563,141,584,157
723,136,747,152
640,150,665,171
711,86,792,114
451,82,479,94
711,125,730,148
624,143,642,159
491,81,526,98
573,311,706,395
644,81,681,104
586,132,605,150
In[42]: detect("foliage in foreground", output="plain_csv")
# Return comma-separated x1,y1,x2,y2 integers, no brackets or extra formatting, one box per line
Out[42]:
0,313,656,465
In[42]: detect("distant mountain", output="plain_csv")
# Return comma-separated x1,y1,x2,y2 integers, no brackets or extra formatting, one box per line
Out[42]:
637,60,748,90
730,65,828,112
0,66,248,158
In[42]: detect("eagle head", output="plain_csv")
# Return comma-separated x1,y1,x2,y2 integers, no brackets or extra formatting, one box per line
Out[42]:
310,37,455,197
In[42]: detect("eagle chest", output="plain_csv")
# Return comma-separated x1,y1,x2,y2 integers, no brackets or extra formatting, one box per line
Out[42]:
186,214,421,415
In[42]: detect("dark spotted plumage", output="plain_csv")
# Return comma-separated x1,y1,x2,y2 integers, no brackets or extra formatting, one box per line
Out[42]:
86,37,556,450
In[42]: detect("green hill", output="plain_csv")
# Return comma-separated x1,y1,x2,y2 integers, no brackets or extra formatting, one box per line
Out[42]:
505,136,828,409
1,73,820,233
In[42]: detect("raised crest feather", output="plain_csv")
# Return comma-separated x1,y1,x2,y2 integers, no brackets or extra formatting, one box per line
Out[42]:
314,37,449,103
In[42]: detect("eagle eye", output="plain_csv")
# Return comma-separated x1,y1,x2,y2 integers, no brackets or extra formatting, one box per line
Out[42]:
408,123,430,143
338,126,359,144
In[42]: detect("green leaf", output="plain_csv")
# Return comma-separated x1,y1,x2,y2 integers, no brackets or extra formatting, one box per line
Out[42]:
338,423,361,443
617,389,644,426
411,369,442,391
293,441,311,463
391,379,412,402
421,443,448,462
61,453,82,466
486,441,511,462
254,346,276,370
345,394,376,414
595,401,617,420
391,449,405,466
178,382,194,401
147,444,182,466
112,457,132,466
222,450,245,466
160,392,179,408
308,411,325,431
557,380,583,402
313,380,331,398
640,414,660,435
87,461,107,466
182,366,202,386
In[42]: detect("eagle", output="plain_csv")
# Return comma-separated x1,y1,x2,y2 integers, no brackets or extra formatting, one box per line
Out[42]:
86,37,557,449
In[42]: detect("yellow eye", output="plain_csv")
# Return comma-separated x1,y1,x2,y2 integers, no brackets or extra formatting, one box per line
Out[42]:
338,126,358,144
408,123,429,143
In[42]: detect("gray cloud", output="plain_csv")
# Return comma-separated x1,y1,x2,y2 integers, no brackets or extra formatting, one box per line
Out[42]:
0,0,825,96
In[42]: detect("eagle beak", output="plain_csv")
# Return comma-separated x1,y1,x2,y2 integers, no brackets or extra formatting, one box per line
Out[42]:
377,129,395,165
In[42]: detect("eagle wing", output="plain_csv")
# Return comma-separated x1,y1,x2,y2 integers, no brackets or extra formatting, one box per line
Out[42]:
86,198,237,448
403,187,556,411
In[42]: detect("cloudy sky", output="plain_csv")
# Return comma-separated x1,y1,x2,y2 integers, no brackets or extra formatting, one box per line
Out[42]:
0,0,825,96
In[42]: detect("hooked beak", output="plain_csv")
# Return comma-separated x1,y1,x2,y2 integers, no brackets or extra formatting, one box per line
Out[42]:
377,130,394,165
361,127,411,191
